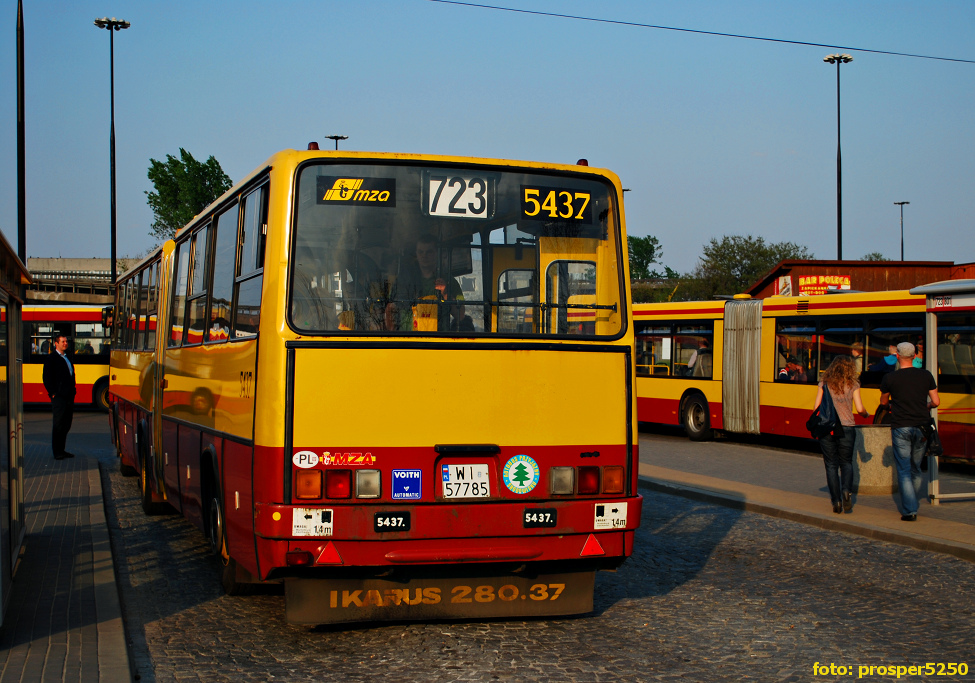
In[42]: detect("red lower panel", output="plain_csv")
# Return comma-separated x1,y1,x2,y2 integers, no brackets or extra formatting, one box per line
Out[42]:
223,440,258,577
255,530,633,580
25,382,94,404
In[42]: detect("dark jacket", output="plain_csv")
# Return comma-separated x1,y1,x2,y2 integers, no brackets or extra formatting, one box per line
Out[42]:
42,351,76,399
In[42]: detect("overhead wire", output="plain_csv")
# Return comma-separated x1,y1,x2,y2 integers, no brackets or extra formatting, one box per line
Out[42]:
427,0,975,65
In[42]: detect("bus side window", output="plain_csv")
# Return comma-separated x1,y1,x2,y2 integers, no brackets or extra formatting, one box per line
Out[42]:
170,240,190,347
233,183,267,339
208,202,239,343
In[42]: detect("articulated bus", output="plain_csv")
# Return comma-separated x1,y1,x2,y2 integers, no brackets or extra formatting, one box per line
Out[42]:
21,305,111,410
633,290,975,461
108,149,641,624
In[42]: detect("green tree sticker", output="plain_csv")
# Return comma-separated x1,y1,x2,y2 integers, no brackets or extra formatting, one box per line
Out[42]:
512,463,531,486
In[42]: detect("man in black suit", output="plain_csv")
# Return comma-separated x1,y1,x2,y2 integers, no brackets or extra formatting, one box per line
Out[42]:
42,333,76,460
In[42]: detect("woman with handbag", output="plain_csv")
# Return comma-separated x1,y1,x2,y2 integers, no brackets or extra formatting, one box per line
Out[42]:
813,356,869,514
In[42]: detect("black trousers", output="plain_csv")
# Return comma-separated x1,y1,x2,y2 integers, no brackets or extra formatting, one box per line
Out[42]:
51,393,74,457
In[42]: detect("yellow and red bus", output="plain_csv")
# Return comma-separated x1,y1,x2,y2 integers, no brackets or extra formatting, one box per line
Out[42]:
22,305,111,410
109,149,640,624
633,290,975,461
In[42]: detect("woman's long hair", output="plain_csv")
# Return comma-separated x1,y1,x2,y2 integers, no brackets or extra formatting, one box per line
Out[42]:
822,355,859,393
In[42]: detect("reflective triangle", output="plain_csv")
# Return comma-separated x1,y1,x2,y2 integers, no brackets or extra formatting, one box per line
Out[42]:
580,534,605,556
317,542,343,565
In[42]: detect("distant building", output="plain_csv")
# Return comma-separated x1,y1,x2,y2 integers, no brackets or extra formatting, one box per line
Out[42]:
26,257,124,304
744,260,975,299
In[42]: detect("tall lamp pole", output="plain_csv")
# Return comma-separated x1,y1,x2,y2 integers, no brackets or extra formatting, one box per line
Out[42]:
824,54,852,261
894,201,910,261
325,135,348,150
94,17,130,285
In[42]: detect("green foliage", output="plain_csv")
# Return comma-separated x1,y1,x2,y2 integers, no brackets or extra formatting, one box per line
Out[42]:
628,235,665,279
689,234,813,299
861,252,890,261
145,148,233,240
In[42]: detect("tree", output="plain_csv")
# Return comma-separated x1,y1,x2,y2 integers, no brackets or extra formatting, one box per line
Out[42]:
688,234,813,299
861,252,890,261
628,235,670,279
145,148,232,240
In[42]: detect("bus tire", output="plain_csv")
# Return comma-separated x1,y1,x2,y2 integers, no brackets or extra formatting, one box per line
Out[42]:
92,378,110,412
682,394,713,442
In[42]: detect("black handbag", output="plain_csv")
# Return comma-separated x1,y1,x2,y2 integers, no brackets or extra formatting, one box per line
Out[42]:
920,419,944,457
806,386,840,438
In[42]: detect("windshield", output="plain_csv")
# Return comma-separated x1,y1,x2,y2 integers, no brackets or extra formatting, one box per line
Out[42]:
290,161,623,337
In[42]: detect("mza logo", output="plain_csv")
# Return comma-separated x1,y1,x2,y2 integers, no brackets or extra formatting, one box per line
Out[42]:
317,176,396,206
502,455,539,495
321,452,376,467
391,469,422,500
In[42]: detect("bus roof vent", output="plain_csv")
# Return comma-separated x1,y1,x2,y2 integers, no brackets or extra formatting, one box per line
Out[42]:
796,300,809,314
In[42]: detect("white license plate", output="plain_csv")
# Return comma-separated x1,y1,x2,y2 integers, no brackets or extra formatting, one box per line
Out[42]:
441,464,491,498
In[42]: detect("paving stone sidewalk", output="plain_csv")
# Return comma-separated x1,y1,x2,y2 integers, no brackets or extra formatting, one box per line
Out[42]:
0,442,129,683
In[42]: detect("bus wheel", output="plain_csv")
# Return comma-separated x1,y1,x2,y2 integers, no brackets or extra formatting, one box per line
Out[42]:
206,490,225,558
682,394,713,442
92,379,110,412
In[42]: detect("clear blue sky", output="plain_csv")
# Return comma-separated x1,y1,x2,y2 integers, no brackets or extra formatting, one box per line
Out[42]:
2,0,973,274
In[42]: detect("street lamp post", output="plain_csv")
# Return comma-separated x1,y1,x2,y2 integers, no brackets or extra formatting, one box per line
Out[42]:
824,53,852,261
895,201,910,261
325,135,348,150
94,17,130,285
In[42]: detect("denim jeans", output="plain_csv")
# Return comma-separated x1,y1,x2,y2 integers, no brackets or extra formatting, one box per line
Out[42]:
819,426,855,504
891,426,927,515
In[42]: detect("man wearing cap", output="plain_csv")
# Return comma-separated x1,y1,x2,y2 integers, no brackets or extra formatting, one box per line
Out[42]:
879,342,940,521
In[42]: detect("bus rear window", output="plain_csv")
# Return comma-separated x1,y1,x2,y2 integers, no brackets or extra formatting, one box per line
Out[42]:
290,163,623,338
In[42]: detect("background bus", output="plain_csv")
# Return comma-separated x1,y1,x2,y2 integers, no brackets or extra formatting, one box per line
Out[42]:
634,290,975,461
22,305,111,410
109,149,641,625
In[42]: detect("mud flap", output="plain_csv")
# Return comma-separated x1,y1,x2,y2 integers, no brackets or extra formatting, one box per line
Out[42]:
285,570,595,625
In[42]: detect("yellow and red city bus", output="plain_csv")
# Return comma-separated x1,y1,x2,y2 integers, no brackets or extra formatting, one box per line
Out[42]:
633,290,975,461
21,305,111,410
109,149,641,624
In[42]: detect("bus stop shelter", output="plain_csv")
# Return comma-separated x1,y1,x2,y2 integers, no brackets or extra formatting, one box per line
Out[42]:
0,231,30,626
911,279,975,505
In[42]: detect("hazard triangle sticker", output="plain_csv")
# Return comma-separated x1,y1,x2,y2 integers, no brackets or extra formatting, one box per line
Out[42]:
317,542,343,565
580,534,605,556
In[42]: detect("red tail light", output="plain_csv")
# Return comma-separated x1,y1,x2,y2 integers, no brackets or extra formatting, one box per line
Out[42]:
326,470,352,499
577,466,600,495
286,550,313,566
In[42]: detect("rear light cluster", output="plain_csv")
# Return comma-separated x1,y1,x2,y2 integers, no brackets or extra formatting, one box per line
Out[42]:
295,469,381,500
550,466,625,495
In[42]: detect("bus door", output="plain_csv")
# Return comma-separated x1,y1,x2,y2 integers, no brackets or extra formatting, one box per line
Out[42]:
490,241,537,334
722,299,762,434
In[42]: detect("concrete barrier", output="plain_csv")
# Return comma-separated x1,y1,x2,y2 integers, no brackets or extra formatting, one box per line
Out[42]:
854,425,898,495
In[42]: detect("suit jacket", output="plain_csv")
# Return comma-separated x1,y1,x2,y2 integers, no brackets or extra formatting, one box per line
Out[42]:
42,351,76,399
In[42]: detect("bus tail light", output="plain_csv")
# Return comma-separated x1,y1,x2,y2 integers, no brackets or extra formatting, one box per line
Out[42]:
550,467,575,495
286,550,313,566
355,470,381,498
602,466,624,494
325,470,352,499
295,470,322,499
577,466,600,495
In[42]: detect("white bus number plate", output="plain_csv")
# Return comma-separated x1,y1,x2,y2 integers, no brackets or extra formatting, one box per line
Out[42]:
441,463,491,498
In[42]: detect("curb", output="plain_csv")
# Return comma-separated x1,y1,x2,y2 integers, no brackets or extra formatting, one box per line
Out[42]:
86,460,132,682
639,476,975,564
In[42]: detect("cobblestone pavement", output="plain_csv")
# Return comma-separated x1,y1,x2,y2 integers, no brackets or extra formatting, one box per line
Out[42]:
48,414,975,682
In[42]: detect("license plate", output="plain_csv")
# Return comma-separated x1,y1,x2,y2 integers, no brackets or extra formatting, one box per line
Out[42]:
374,511,411,532
441,463,491,498
523,508,557,528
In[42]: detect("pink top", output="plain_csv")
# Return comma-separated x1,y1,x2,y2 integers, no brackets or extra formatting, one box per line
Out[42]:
821,381,859,427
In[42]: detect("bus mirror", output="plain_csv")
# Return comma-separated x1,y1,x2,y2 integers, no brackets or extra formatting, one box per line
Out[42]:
102,306,114,331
